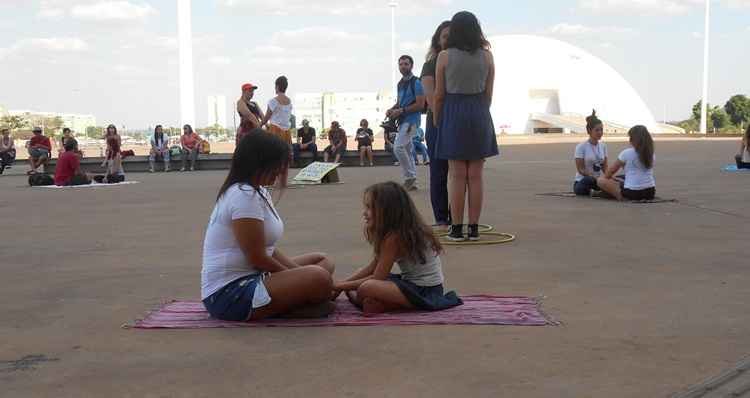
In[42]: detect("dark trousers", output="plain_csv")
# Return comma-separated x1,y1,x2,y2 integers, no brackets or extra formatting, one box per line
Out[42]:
293,143,318,163
736,155,750,169
573,176,600,196
0,150,15,174
425,117,450,225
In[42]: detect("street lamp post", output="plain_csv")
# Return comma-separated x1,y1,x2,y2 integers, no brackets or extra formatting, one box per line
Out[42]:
699,0,710,135
388,1,398,91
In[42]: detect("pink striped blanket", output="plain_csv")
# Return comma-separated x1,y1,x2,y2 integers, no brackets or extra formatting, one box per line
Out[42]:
131,295,556,329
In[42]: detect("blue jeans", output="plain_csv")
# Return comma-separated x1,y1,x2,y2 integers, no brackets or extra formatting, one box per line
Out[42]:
293,143,318,162
412,140,429,164
425,117,450,224
394,122,417,181
573,176,599,196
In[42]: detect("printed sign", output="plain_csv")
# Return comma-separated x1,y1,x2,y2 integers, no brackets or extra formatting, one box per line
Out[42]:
293,161,341,183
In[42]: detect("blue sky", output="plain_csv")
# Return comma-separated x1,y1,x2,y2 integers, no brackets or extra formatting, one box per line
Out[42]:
1,0,748,129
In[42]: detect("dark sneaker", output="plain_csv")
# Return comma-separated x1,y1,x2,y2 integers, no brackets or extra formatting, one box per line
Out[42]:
468,224,480,241
446,225,465,242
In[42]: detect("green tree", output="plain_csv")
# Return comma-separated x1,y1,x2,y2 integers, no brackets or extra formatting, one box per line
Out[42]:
85,126,104,138
724,94,750,129
711,107,730,130
43,116,65,136
0,115,29,131
692,100,707,121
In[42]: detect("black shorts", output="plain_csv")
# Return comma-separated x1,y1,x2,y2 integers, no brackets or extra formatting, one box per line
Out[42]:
621,187,655,201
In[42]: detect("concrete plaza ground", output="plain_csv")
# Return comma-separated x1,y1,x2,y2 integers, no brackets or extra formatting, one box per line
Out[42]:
1,138,748,397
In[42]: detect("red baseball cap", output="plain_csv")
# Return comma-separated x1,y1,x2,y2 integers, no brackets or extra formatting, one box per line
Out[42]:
241,83,258,91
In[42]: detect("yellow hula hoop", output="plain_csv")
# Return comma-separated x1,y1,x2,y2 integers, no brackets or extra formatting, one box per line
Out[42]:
439,231,516,246
432,224,494,233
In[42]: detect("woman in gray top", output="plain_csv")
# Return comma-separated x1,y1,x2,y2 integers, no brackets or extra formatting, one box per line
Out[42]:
434,11,498,242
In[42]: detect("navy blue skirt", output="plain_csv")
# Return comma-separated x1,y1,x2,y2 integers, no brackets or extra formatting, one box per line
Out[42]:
436,93,499,160
388,274,463,311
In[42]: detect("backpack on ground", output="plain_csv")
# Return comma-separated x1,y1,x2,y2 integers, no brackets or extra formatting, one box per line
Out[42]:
28,173,54,186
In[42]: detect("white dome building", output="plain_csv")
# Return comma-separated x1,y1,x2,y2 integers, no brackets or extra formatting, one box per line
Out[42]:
488,35,662,134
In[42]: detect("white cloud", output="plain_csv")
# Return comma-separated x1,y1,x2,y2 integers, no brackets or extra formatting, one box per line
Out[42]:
547,23,636,36
399,40,430,53
218,0,452,16
18,37,89,52
724,0,750,8
578,0,703,15
208,56,232,65
37,7,65,19
0,37,88,61
71,1,157,21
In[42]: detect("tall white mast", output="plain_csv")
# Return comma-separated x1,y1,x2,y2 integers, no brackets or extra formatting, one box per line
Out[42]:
177,0,196,127
699,0,710,134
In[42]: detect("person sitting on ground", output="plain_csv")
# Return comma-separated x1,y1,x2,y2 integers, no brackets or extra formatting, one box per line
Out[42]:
149,125,171,172
323,121,347,163
574,110,608,196
355,119,374,167
201,129,336,321
0,127,16,174
26,127,51,175
292,119,318,165
597,125,656,201
54,139,92,186
334,181,462,314
180,124,202,172
412,127,430,165
735,125,750,169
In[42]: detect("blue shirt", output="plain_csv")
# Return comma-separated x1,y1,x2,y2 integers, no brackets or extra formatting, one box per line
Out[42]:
397,75,424,128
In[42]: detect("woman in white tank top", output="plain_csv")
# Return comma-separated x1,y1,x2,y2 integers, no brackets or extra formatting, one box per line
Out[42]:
261,76,293,191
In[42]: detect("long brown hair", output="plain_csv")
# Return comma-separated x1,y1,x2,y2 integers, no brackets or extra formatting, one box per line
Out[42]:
628,125,654,169
426,20,451,61
445,11,490,53
364,181,442,265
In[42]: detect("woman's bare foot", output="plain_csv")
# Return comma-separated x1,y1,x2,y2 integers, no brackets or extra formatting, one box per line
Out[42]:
345,291,362,309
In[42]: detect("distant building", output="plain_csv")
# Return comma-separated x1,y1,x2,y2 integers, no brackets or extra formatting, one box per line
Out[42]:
9,110,96,134
207,95,227,128
295,92,395,135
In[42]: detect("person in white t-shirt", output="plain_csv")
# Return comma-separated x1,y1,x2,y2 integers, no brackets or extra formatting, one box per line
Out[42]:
202,130,335,321
597,125,656,201
573,110,608,196
735,125,750,169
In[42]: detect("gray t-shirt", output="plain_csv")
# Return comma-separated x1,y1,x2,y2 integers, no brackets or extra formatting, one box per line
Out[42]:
397,249,444,287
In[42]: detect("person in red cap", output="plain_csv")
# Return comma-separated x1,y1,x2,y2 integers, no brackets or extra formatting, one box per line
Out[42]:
236,83,264,146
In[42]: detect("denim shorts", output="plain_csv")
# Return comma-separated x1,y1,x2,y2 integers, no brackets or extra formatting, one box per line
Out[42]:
202,273,272,321
29,148,50,159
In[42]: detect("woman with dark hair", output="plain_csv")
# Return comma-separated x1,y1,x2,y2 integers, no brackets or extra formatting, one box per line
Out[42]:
180,124,202,172
102,124,123,177
433,11,498,241
355,119,374,167
334,181,461,314
597,125,656,201
149,125,171,172
261,76,293,187
421,21,451,224
202,130,335,321
573,110,609,196
735,125,750,169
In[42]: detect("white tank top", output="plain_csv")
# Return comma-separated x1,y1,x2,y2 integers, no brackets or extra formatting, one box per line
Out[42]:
268,97,293,130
